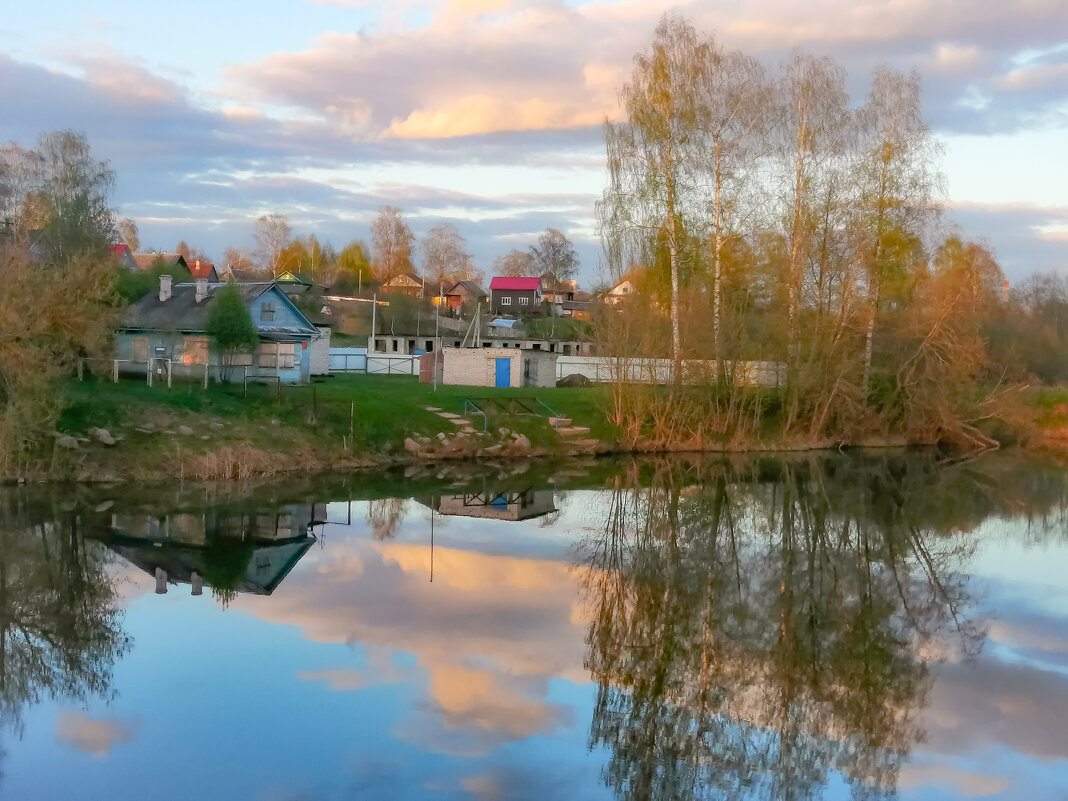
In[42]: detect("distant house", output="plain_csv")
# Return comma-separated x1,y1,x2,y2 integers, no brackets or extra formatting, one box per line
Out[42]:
116,277,321,384
381,272,425,297
110,244,138,271
604,277,637,307
540,274,577,304
222,266,271,283
133,252,188,272
419,346,557,388
188,259,219,283
489,276,542,316
274,271,316,299
442,279,488,312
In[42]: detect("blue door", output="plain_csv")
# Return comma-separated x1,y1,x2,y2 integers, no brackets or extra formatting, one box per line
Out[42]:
495,357,511,388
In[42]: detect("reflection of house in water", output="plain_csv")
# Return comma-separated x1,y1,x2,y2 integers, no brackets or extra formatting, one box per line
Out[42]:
422,488,556,522
96,505,326,596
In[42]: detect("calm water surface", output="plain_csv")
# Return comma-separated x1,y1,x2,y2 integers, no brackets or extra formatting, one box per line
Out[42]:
3,453,1068,800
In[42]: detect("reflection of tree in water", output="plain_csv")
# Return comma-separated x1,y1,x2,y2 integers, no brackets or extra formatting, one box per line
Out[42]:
0,495,130,740
579,455,1006,801
366,497,408,541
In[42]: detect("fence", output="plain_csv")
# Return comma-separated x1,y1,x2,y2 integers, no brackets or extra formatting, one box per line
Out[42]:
365,354,420,376
555,355,785,388
329,348,368,373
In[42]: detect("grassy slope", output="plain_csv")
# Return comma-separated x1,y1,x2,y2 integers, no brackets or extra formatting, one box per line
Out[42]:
55,373,618,479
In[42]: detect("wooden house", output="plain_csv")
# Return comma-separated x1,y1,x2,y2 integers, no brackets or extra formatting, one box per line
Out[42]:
442,279,488,312
489,276,542,316
381,272,425,297
115,277,320,383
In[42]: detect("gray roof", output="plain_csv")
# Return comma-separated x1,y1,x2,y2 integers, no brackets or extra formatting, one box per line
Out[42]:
121,283,319,339
445,279,487,298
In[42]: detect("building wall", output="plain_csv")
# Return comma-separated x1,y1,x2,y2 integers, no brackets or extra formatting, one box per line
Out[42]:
521,352,559,388
441,347,521,387
310,326,332,375
491,289,540,315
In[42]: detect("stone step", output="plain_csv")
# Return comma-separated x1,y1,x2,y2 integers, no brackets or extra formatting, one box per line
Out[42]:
448,418,471,426
557,426,591,438
548,416,572,427
567,438,600,451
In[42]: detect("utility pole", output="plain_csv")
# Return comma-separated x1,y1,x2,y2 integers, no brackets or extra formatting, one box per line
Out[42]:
432,287,440,392
370,293,377,353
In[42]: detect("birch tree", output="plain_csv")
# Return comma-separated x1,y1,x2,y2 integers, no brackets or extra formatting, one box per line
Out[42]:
696,43,772,364
254,213,292,276
600,15,709,382
856,68,941,394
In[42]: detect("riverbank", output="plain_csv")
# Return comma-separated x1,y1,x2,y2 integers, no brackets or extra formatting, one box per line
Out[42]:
4,374,1063,483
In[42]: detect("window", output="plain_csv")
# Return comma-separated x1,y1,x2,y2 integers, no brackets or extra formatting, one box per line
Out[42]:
258,342,295,369
425,340,434,351
501,296,512,306
519,296,529,306
391,339,399,352
260,302,275,321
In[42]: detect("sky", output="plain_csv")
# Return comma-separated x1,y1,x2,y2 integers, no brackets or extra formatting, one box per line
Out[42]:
1,0,1066,284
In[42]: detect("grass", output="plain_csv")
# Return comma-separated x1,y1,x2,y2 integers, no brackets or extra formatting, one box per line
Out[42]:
57,373,619,473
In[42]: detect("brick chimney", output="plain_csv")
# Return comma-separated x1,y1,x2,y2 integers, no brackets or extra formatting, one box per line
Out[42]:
159,274,172,302
195,278,208,303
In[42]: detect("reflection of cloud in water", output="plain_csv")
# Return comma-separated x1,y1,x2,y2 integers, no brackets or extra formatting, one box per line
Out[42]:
397,665,574,756
55,712,138,757
233,537,588,754
899,763,1010,797
922,657,1068,760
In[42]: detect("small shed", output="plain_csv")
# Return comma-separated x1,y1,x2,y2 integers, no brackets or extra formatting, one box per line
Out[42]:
521,350,558,388
432,347,522,388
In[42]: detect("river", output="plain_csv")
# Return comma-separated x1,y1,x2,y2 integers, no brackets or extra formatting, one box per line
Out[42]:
2,452,1067,800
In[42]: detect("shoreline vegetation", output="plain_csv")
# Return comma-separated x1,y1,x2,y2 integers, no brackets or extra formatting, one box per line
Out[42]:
6,18,1068,479
3,373,1067,484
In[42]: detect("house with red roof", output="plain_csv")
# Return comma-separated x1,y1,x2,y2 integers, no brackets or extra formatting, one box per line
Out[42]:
188,258,219,283
109,244,138,271
489,276,542,316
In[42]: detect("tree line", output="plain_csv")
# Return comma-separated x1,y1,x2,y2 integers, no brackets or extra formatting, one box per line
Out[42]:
597,15,1056,449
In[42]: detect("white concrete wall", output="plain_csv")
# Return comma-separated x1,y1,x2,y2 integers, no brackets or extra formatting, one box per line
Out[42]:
310,327,332,375
555,356,784,387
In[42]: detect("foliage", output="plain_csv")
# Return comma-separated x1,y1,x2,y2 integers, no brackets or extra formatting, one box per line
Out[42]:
206,284,259,380
0,246,118,472
116,255,193,302
422,222,475,292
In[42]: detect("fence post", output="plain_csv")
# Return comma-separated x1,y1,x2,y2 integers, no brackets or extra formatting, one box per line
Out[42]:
203,362,209,390
77,359,84,381
147,359,153,387
243,367,247,398
167,361,172,388
349,401,354,442
113,360,119,383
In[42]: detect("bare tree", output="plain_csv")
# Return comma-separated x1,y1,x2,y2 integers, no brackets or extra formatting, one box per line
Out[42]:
422,222,474,294
493,248,537,277
370,205,415,282
117,217,139,251
254,213,292,276
530,228,579,282
223,246,255,274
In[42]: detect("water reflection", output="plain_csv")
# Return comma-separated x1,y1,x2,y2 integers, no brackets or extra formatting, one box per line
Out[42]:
92,504,325,601
0,493,130,736
577,455,1061,801
0,454,1066,799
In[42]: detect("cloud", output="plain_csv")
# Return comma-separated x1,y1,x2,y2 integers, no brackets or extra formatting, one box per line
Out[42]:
55,713,138,757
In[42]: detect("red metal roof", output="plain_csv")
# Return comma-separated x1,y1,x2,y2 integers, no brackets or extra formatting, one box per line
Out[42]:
189,260,216,279
110,244,129,258
489,276,541,291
